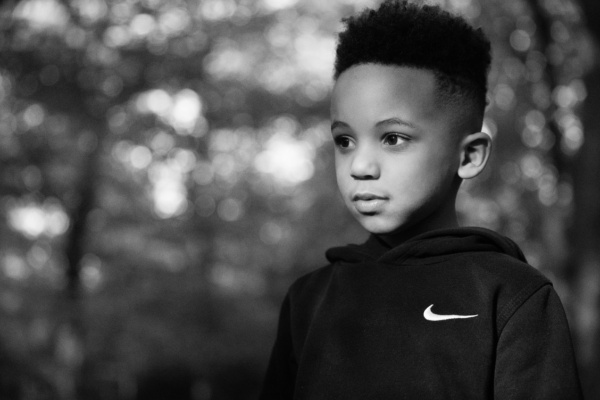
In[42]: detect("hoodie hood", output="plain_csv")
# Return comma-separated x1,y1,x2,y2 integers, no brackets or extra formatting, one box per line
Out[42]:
325,227,527,266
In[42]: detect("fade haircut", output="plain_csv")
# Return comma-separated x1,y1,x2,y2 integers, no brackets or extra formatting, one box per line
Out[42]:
334,0,492,120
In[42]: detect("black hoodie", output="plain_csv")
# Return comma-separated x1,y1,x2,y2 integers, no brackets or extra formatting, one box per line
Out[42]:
259,227,583,399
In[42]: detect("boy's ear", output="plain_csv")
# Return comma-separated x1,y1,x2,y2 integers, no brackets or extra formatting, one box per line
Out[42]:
457,132,492,179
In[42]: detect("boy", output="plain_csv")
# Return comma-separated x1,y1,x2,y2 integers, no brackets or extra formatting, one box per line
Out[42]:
260,1,583,399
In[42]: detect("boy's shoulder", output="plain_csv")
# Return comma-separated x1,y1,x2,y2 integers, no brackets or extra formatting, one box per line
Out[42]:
453,242,552,325
447,228,551,294
453,236,549,282
287,263,335,308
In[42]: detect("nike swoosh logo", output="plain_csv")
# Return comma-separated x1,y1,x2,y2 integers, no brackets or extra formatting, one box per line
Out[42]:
423,304,478,321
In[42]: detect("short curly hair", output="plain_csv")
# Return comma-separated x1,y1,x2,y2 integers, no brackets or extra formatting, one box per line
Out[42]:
334,0,492,116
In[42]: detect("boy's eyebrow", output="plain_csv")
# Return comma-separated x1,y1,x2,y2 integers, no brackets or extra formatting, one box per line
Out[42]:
330,120,349,131
375,117,417,129
330,118,417,131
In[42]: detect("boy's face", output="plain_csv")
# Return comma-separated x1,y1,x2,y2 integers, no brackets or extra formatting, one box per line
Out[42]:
330,64,465,236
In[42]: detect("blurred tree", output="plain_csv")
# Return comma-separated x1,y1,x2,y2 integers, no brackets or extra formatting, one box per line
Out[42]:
0,0,598,399
0,1,367,398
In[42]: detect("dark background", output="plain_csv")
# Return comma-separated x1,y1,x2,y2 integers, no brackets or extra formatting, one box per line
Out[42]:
1,0,599,399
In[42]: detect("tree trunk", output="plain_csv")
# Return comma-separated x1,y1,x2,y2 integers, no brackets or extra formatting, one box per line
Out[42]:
569,1,600,398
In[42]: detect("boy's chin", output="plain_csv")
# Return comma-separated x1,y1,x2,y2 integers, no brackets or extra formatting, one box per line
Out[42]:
356,214,437,239
357,217,404,236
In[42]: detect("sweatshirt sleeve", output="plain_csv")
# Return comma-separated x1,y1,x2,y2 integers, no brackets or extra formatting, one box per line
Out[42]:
494,284,583,400
258,294,296,400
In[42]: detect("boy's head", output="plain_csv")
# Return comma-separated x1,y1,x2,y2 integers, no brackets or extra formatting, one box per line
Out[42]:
330,0,493,239
334,0,491,124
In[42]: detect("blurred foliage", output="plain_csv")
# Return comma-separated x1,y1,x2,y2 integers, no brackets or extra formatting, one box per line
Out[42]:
0,0,598,399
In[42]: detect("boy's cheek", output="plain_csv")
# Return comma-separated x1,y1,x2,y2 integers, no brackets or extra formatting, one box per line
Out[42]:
335,173,352,198
334,162,349,187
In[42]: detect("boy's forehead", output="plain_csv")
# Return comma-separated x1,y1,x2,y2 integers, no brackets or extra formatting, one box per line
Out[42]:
330,64,441,121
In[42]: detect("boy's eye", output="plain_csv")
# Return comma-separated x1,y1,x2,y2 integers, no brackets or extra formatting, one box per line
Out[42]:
383,133,407,146
334,136,354,149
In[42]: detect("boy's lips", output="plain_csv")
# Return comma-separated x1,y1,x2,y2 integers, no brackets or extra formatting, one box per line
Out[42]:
352,192,388,214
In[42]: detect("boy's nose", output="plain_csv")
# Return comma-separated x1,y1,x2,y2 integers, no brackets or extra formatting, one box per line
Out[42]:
350,147,380,180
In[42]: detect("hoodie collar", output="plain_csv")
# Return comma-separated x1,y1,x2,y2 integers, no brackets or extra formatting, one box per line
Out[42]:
325,227,527,265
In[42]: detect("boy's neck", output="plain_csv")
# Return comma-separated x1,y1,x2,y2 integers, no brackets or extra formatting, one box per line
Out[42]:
376,206,459,248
